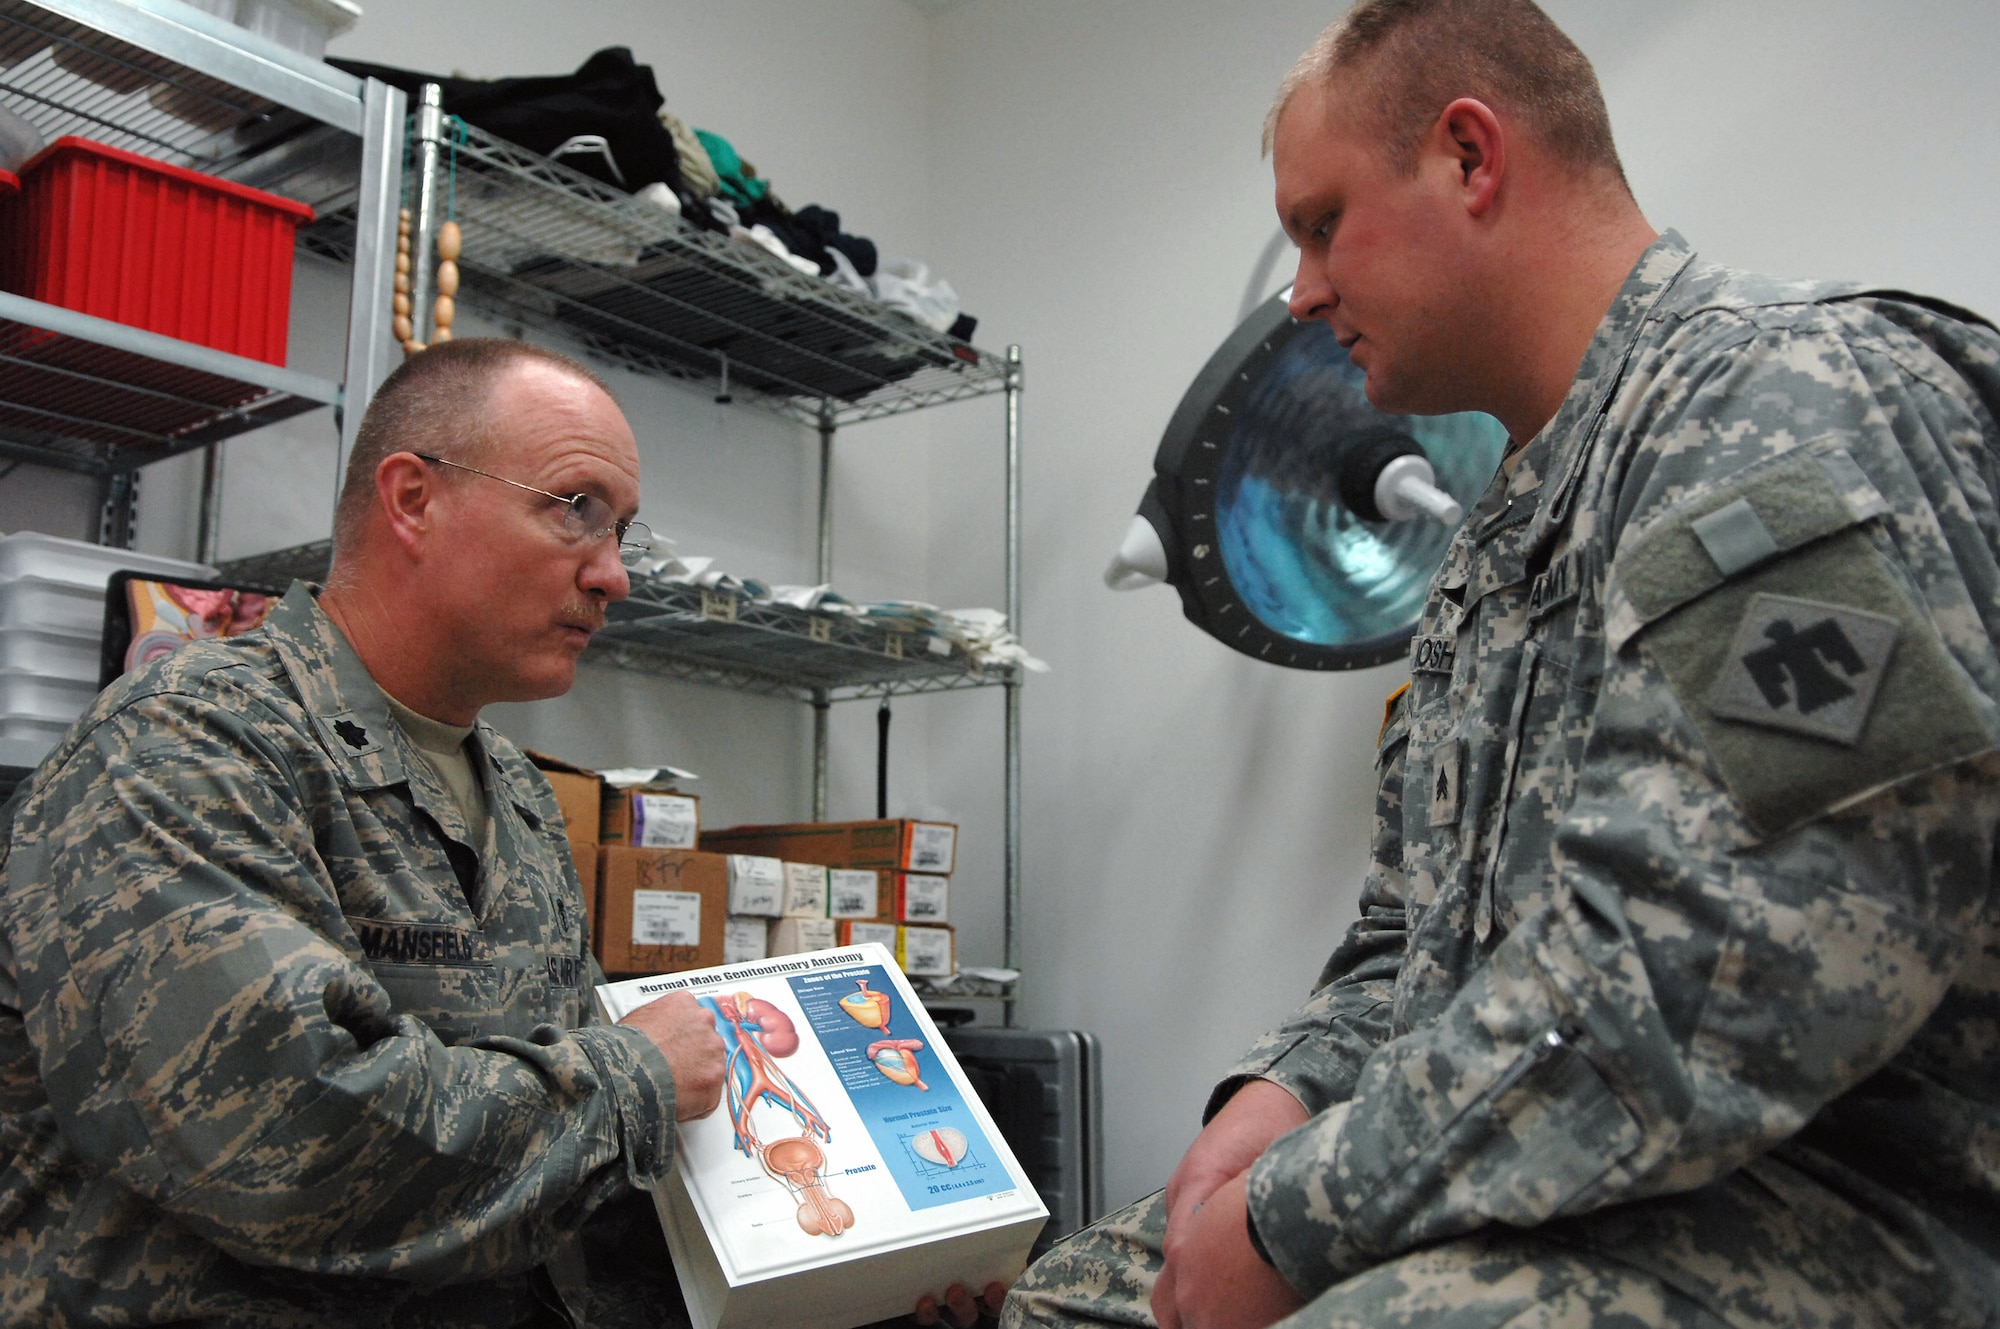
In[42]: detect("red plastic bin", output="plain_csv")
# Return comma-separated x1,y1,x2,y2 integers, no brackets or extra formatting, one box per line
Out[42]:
1,137,314,366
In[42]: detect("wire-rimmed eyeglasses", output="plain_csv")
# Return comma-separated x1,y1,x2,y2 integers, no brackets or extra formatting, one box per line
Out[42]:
414,453,653,566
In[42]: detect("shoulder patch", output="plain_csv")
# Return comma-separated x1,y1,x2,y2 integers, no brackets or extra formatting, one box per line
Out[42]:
1707,594,1899,745
1634,528,1990,836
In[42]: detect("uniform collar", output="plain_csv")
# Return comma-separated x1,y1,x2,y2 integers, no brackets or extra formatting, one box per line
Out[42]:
1474,229,1698,549
266,582,408,791
264,580,556,832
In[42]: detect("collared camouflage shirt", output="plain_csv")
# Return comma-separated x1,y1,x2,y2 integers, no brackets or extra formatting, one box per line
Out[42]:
0,584,676,1327
1217,232,2000,1323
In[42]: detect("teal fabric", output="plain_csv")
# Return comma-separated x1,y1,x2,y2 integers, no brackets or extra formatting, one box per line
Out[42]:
694,128,769,207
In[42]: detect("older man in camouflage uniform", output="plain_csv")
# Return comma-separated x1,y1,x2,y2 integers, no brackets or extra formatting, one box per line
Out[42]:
1007,3,2000,1328
0,339,727,1326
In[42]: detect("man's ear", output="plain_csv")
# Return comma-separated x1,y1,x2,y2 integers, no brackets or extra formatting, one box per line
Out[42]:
374,451,436,558
1436,97,1505,218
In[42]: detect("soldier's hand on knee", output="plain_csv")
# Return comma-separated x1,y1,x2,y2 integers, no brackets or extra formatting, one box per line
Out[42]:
911,1279,1008,1327
617,991,728,1121
1154,1171,1302,1329
1163,1080,1307,1238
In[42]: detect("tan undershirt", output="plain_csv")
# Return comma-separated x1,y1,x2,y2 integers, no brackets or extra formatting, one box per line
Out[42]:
384,693,488,841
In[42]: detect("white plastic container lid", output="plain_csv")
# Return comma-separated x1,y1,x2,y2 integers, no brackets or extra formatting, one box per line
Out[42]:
0,532,214,590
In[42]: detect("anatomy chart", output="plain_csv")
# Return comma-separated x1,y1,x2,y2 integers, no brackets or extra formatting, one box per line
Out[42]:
598,945,1040,1299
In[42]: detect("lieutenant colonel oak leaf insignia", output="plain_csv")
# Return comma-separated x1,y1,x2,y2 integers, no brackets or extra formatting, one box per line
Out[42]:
1708,593,1899,746
333,718,372,750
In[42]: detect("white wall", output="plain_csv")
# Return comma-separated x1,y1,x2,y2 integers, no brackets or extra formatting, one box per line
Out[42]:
4,0,1996,1220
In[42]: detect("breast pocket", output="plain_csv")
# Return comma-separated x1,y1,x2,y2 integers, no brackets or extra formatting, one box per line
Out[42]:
371,962,501,1044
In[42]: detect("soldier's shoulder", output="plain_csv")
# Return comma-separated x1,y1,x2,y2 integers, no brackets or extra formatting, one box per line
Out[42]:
1656,260,2000,377
30,634,306,796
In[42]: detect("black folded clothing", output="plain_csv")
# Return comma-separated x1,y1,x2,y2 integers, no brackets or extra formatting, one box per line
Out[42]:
795,204,878,278
330,48,688,201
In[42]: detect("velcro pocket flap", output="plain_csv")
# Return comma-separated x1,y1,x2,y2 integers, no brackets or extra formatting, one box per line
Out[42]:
1606,445,1887,651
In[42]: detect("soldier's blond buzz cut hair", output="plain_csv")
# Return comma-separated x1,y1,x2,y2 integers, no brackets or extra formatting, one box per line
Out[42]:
1265,0,1627,188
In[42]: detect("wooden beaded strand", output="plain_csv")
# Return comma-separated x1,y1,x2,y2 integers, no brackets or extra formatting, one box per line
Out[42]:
394,207,420,355
433,220,460,344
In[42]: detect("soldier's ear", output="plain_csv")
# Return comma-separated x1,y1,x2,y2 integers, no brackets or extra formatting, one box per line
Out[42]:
374,451,436,558
1434,97,1505,218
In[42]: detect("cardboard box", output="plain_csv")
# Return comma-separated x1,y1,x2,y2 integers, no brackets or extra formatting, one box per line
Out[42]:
597,847,728,976
725,856,785,917
767,916,838,956
781,862,829,918
898,924,956,978
699,819,957,875
604,789,701,849
837,920,899,952
723,916,769,964
895,873,949,924
827,868,892,921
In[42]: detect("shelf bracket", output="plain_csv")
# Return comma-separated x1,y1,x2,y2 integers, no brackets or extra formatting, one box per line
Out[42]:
98,466,139,550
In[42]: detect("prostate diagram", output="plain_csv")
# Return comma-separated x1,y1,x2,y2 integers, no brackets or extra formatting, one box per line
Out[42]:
839,978,930,1090
703,992,853,1237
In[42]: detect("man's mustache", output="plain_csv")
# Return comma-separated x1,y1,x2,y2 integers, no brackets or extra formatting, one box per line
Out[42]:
561,603,607,633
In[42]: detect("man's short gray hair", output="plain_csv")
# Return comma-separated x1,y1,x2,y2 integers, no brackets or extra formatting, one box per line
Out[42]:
330,339,612,559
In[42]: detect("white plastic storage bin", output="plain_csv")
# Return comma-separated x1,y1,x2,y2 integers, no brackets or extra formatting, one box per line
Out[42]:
0,626,100,681
0,577,116,639
0,668,97,721
0,532,214,590
232,0,361,60
0,666,100,767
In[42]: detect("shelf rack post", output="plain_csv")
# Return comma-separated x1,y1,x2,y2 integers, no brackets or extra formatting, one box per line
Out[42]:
196,444,224,564
1003,344,1023,1025
816,401,836,584
407,83,447,348
336,76,411,492
811,400,837,821
811,688,831,821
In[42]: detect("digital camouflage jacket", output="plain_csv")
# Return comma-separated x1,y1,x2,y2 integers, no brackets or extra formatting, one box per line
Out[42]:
0,584,676,1326
1218,233,2000,1325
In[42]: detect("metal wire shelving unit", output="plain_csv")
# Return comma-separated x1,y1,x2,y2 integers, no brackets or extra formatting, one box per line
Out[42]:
218,539,1022,703
390,117,1011,428
0,0,403,545
388,89,1028,1014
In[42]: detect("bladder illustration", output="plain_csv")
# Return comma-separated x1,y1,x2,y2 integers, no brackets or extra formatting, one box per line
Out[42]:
839,977,893,1032
841,978,930,1090
703,991,856,1237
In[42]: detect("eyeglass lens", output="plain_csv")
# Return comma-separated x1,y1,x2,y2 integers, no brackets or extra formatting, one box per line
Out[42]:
556,493,652,566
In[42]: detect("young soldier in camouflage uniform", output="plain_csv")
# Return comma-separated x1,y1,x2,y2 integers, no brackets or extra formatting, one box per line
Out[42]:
1006,3,2000,1327
0,340,728,1326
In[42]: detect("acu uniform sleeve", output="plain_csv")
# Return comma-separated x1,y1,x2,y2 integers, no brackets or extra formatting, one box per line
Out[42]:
1207,684,1412,1122
1241,321,2000,1297
5,688,676,1285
